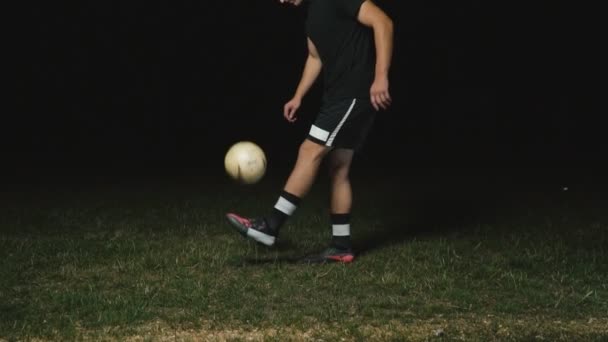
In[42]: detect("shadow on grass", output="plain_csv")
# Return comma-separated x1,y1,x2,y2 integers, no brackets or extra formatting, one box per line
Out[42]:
230,239,307,266
233,239,358,266
353,185,508,257
352,167,608,258
236,256,301,266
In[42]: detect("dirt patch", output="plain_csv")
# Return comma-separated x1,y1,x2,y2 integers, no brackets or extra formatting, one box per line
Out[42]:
22,316,608,341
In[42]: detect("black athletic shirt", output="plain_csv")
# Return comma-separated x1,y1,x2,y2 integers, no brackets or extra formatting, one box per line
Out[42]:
305,0,375,102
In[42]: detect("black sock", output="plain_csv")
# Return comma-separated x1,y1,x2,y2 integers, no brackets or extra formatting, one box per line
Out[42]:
330,213,351,250
266,190,301,233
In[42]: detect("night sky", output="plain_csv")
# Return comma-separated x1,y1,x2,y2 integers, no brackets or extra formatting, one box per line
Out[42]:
8,1,605,178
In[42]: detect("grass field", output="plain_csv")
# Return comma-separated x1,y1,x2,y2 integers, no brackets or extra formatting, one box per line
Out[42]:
1,166,607,341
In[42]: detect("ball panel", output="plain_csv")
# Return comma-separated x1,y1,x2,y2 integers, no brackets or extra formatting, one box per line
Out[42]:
224,141,267,184
224,146,242,180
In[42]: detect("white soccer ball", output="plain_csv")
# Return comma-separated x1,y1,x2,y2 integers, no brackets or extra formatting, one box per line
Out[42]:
224,141,267,184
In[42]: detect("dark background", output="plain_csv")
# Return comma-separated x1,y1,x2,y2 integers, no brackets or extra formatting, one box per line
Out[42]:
7,0,605,181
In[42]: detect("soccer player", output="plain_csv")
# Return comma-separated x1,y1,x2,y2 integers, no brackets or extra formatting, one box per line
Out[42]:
226,0,394,263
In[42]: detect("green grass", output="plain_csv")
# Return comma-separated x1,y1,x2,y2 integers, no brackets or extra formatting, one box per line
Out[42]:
1,167,607,341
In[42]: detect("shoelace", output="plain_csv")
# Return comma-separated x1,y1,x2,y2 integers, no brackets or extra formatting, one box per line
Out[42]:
249,218,266,229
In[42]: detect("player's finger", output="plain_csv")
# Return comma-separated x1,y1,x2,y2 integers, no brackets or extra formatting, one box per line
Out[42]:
374,93,384,109
381,94,391,108
372,95,380,111
377,95,385,110
380,92,391,108
379,94,387,106
379,98,387,110
382,92,390,102
288,107,297,122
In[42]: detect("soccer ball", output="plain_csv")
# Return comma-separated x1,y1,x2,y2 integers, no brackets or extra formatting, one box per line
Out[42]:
224,141,267,184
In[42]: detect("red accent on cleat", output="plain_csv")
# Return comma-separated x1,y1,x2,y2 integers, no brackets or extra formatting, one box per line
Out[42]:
227,213,252,228
327,254,355,263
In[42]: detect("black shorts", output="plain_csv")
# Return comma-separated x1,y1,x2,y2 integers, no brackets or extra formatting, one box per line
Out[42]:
306,98,376,150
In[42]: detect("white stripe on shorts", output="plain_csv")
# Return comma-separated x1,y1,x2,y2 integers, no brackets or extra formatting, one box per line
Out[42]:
326,98,357,147
309,125,330,142
332,224,351,236
274,196,297,216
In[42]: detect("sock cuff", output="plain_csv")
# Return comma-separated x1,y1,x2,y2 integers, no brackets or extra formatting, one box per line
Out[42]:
274,191,301,216
330,213,350,225
281,190,301,206
332,224,351,237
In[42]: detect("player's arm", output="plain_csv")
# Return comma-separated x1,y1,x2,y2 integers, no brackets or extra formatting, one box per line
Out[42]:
357,0,393,110
284,38,323,122
293,38,323,101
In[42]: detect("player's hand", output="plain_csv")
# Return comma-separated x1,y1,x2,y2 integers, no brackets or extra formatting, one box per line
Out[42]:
283,97,301,123
370,77,392,111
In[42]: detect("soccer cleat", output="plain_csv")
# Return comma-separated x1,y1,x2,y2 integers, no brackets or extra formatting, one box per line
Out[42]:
300,246,355,264
226,213,276,247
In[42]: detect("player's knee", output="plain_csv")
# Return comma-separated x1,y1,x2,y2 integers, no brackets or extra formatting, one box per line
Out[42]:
328,160,350,181
330,167,349,182
299,140,328,163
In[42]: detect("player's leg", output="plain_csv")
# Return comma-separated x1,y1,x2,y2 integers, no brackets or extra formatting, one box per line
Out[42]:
299,149,356,263
309,148,357,262
328,148,354,250
259,139,331,236
328,148,354,214
226,138,331,247
284,139,332,198
300,98,376,263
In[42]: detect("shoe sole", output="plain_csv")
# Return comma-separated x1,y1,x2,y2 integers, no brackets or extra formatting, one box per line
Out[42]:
226,213,276,247
300,253,355,264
